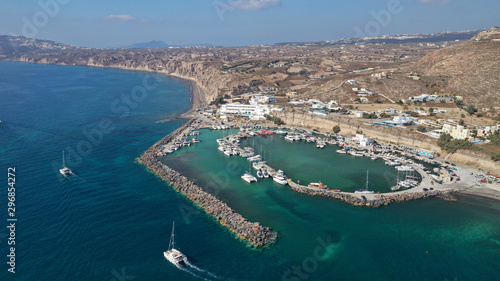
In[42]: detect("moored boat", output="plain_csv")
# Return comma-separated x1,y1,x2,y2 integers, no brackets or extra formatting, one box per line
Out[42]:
355,170,374,194
241,172,258,183
308,182,327,189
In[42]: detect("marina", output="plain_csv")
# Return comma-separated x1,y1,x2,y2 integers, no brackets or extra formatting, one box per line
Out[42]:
3,61,500,280
139,120,278,248
161,118,465,209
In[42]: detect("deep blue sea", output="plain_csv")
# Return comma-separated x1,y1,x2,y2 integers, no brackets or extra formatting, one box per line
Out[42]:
1,61,499,281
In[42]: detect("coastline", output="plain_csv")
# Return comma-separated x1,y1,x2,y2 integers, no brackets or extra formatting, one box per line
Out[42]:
457,186,500,201
137,120,278,248
4,60,207,119
172,73,206,119
5,60,499,203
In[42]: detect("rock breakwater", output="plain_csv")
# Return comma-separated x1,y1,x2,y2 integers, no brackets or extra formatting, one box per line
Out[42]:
138,120,278,248
288,181,457,207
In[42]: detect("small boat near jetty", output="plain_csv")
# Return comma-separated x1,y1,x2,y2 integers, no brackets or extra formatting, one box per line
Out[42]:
308,182,327,189
355,170,374,194
273,170,288,185
241,171,258,183
273,174,288,185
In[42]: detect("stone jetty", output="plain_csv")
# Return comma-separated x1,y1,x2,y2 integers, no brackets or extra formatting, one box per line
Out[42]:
288,181,457,207
138,120,278,248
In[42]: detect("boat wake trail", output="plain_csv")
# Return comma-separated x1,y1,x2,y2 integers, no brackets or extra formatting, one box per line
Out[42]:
70,174,87,183
184,260,221,279
176,265,211,281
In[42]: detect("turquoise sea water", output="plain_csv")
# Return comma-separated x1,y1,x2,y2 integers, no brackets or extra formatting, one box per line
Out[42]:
1,61,499,281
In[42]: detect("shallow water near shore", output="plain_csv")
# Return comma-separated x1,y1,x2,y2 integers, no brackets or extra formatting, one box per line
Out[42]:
1,61,500,281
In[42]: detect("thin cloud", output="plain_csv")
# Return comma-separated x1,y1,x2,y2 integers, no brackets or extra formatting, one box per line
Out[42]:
219,0,281,11
103,14,149,23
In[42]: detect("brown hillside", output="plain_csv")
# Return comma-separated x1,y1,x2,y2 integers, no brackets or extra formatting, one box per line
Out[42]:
410,27,500,107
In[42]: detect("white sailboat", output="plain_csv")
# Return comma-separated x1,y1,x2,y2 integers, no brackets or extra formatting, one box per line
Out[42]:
164,221,188,267
59,150,73,176
355,170,374,194
241,161,258,183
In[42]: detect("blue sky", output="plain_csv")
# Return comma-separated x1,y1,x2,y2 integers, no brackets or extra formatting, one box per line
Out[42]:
0,0,498,47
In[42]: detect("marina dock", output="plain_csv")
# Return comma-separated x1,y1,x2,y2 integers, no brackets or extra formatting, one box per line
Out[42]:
211,124,459,207
138,120,278,248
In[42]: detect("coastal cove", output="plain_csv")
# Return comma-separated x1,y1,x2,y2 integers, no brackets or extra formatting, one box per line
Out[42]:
1,61,500,280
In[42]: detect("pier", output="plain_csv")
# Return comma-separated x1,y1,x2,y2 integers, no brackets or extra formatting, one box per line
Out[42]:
213,126,459,208
287,180,456,207
138,120,278,248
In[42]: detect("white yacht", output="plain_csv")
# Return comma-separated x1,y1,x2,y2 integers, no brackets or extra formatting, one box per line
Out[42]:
252,161,266,170
241,172,258,183
396,165,414,172
248,155,262,162
59,151,73,176
273,174,288,185
308,182,327,189
349,151,364,157
355,170,374,194
336,149,347,154
164,222,188,267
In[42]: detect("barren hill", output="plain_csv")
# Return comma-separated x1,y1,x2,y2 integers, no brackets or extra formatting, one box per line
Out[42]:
410,27,500,107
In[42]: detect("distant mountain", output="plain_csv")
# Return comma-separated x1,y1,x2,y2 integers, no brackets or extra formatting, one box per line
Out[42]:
410,27,500,107
276,30,483,46
117,40,213,49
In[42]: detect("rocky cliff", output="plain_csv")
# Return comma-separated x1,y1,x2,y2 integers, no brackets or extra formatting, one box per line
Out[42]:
411,27,500,107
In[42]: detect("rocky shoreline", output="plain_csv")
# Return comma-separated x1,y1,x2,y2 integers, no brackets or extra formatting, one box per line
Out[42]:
138,120,278,248
288,181,457,207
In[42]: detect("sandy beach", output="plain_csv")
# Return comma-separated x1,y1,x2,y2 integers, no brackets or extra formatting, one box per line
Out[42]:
165,73,207,119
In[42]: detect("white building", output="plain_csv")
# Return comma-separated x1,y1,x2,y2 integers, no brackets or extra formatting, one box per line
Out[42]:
415,110,429,116
360,137,375,147
327,101,340,110
347,80,357,85
431,130,444,138
289,100,305,105
219,103,271,121
249,95,276,105
308,99,326,109
351,111,367,118
355,134,374,147
312,103,326,109
378,108,398,116
392,114,415,125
